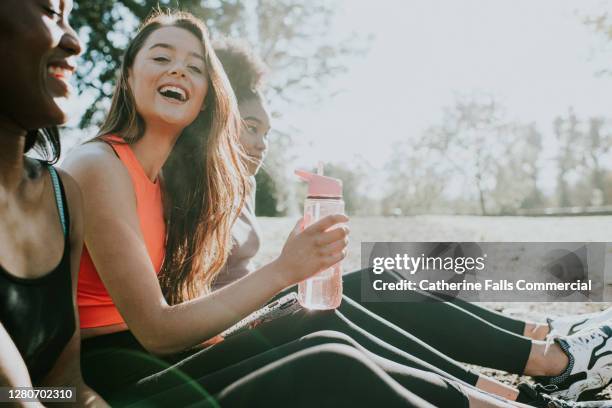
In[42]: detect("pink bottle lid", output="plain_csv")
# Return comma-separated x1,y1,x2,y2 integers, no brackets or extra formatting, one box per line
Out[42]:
295,167,343,198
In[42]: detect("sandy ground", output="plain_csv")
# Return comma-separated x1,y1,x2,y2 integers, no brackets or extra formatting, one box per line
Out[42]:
253,215,612,400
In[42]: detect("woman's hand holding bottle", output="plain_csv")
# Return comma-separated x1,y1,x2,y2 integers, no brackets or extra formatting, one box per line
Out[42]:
274,214,349,288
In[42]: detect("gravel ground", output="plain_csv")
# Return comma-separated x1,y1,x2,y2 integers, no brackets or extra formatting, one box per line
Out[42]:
253,215,612,400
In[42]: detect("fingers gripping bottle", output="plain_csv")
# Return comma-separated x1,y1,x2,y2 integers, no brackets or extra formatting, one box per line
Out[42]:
295,163,344,310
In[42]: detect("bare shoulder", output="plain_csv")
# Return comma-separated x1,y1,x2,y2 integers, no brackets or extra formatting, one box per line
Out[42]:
60,140,141,240
62,141,123,180
61,141,134,200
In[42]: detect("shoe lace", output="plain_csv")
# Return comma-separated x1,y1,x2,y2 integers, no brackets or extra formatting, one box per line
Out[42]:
546,311,611,352
549,327,606,356
573,328,604,349
534,383,560,394
545,332,560,354
518,382,559,403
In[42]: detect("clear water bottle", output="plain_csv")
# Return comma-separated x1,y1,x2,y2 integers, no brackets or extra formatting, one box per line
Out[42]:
295,165,344,310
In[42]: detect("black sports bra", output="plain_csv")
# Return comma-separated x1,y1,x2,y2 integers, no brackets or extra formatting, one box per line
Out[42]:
0,165,75,383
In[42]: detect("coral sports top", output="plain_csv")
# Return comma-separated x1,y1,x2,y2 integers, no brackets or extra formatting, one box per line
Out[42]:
77,135,166,328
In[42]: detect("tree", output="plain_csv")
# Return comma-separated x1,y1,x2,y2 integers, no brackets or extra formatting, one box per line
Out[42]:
254,168,278,216
516,123,545,209
583,117,612,205
415,94,545,215
422,94,506,215
553,109,582,207
382,140,447,215
584,9,612,77
253,126,299,217
489,123,543,212
323,162,365,216
552,112,612,208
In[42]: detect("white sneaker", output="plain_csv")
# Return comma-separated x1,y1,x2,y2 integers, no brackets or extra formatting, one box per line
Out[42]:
540,325,612,401
518,382,612,407
550,400,612,408
547,308,612,339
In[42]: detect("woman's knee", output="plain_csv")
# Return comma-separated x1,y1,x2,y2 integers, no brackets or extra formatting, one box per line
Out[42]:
218,344,408,407
289,344,430,406
290,343,378,375
300,330,360,349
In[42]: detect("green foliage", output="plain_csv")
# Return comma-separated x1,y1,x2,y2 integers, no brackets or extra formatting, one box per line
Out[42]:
254,169,279,216
321,163,361,215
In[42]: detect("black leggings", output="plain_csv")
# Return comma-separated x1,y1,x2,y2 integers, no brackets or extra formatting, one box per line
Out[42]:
82,314,470,407
343,268,532,374
147,343,439,408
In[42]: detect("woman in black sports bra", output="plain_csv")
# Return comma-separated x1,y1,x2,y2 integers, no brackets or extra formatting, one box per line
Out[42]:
0,1,106,406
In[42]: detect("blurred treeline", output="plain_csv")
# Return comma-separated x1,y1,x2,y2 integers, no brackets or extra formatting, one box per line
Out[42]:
68,1,612,217
380,97,612,216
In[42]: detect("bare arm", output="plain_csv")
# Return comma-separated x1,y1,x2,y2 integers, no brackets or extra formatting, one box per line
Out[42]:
62,144,349,355
0,323,45,408
41,171,107,408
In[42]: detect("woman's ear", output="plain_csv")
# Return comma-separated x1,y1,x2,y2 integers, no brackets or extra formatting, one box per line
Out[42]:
200,103,206,112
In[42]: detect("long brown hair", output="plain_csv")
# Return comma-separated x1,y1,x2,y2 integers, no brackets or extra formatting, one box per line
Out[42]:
97,10,249,304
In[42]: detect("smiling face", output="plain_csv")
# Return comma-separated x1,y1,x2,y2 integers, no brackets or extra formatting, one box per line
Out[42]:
238,94,270,175
0,0,81,130
127,26,209,131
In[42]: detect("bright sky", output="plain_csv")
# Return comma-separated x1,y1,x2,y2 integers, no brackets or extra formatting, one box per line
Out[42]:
278,0,612,183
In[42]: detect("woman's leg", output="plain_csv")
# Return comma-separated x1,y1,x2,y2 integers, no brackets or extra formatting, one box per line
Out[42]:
342,268,571,382
342,268,533,374
337,295,519,400
215,344,440,408
81,331,176,396
345,267,549,339
345,268,527,331
120,334,500,408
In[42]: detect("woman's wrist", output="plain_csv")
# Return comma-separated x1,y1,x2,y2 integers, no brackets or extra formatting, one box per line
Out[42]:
260,257,293,293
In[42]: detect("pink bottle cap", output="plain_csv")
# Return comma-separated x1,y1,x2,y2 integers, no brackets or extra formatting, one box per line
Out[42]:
295,168,343,197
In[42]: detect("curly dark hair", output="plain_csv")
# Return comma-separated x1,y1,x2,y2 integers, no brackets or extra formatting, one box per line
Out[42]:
25,127,61,164
213,38,268,102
